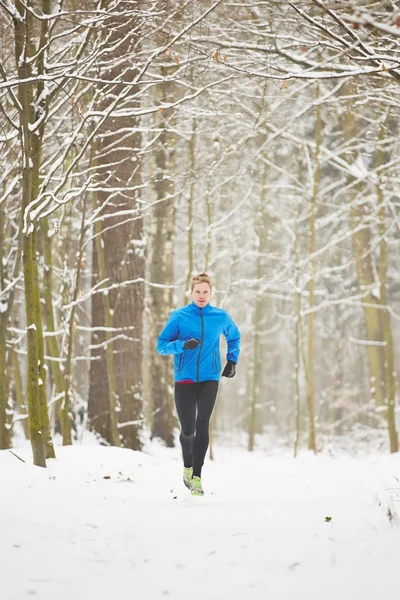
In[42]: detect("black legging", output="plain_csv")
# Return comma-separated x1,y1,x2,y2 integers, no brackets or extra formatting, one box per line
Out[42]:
174,381,219,477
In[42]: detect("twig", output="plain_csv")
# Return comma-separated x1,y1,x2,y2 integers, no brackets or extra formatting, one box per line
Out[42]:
9,450,26,463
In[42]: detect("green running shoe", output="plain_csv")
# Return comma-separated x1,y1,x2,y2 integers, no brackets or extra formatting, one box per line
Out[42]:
190,476,204,496
183,467,193,489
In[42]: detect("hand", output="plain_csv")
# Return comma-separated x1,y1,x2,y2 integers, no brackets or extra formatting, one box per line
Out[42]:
184,338,200,350
222,360,236,378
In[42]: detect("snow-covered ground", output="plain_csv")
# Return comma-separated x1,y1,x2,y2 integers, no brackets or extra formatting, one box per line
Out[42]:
2,436,399,600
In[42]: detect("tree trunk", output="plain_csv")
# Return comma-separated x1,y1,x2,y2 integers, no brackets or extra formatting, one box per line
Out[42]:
88,6,144,449
0,204,9,448
23,233,46,467
149,73,177,447
0,192,23,447
14,2,47,467
342,83,387,413
87,241,112,442
0,326,8,449
33,231,55,458
378,200,398,452
0,207,8,446
376,117,398,453
248,296,261,452
12,347,29,439
305,87,321,454
29,0,55,459
91,209,120,448
41,217,64,431
248,187,269,451
184,122,197,301
62,197,88,446
351,203,386,409
294,201,302,458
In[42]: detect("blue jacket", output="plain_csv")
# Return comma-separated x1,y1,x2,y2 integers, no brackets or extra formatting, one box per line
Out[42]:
156,302,240,382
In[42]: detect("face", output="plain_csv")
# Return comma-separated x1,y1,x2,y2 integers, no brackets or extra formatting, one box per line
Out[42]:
191,283,211,308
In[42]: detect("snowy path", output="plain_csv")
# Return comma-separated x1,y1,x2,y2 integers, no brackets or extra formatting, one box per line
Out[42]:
2,442,399,600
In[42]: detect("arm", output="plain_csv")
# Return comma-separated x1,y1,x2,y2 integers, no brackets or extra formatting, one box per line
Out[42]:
156,311,186,355
223,313,240,364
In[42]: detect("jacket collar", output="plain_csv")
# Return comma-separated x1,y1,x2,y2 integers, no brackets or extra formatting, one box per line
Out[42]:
189,301,212,315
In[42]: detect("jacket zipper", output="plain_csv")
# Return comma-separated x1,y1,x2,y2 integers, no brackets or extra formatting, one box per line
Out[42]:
196,308,204,382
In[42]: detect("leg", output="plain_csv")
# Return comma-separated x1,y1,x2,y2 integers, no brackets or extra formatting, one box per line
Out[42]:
174,384,196,468
193,381,218,477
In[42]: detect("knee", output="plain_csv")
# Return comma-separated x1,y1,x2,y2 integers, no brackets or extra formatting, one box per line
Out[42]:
180,429,194,442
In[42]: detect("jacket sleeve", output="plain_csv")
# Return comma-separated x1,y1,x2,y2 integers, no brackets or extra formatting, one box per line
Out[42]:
223,313,240,364
156,311,185,355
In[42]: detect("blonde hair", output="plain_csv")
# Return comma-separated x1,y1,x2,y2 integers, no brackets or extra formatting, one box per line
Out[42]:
191,272,212,292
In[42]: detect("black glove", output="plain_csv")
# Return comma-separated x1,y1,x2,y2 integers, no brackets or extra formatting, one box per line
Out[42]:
222,360,236,378
184,338,200,350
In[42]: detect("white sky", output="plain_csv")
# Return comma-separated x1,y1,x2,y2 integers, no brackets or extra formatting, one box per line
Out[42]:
2,435,399,600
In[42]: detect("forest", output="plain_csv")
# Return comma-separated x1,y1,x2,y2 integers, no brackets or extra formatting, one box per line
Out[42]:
1,0,400,466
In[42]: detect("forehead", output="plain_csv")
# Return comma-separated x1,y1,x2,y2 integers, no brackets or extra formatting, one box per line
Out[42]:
192,282,210,292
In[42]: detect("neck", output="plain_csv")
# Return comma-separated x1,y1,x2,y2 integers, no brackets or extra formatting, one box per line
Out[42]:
191,301,210,312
